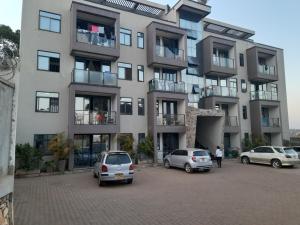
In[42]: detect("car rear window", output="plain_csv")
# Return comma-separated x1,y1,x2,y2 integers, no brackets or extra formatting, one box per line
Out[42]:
284,148,296,154
193,151,209,156
105,154,131,165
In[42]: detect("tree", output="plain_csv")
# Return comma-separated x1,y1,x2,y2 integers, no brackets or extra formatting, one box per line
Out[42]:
118,134,134,158
48,133,73,161
137,135,154,160
242,134,266,152
0,25,20,47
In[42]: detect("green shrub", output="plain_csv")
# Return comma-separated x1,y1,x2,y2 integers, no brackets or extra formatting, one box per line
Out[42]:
16,143,42,171
138,135,154,160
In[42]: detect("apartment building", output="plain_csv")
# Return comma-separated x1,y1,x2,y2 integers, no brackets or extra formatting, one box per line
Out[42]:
17,0,290,168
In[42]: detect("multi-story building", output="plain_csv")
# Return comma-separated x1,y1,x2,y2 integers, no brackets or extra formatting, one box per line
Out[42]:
17,0,290,168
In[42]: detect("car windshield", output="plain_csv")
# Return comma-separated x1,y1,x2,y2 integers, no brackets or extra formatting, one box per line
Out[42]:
105,154,131,165
274,148,284,153
193,151,209,156
284,148,296,154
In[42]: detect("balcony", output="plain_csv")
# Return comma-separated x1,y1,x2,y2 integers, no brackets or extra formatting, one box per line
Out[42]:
157,114,185,126
246,46,278,82
147,22,188,70
224,116,240,133
204,85,237,97
149,79,186,93
72,69,118,87
261,117,280,128
250,91,278,101
212,56,235,69
75,111,116,125
70,2,120,61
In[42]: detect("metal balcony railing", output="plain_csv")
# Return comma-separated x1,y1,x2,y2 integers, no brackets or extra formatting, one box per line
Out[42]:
258,64,276,76
225,116,239,127
212,55,235,69
72,69,118,87
204,85,237,97
261,117,280,128
155,46,185,60
156,114,185,126
75,111,117,125
250,91,278,101
149,79,186,93
77,29,116,48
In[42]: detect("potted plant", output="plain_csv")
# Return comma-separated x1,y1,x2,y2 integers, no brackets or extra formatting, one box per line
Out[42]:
48,133,73,172
137,135,154,163
44,160,56,173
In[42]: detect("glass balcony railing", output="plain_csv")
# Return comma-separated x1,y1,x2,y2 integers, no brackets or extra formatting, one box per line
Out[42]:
155,46,185,61
204,85,237,97
77,29,115,48
149,79,186,93
258,64,276,76
225,116,239,127
261,117,280,128
75,111,116,125
212,56,235,69
156,114,185,126
72,69,118,87
250,91,278,101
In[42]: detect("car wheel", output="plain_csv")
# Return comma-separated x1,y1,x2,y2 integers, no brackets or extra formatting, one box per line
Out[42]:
272,159,282,169
185,163,193,173
164,160,171,169
127,179,133,184
241,156,250,164
203,169,210,172
98,174,104,186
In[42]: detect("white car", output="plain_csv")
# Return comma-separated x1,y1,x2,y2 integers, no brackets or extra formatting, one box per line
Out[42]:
240,146,300,168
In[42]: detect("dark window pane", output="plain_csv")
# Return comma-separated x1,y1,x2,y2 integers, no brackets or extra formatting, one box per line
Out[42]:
36,92,59,113
242,106,247,119
239,53,244,67
37,51,60,72
138,98,144,115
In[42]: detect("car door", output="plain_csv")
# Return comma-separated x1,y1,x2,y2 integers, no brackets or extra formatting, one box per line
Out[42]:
259,147,275,164
177,150,188,169
249,147,262,163
170,150,180,167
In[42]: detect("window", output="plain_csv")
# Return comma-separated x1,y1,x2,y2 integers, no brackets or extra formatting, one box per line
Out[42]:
242,106,247,119
239,53,244,67
39,11,61,33
137,32,144,49
34,134,56,155
244,133,249,141
118,63,132,80
138,133,145,144
37,50,60,72
120,28,131,46
36,92,59,113
137,65,144,82
138,98,145,115
241,79,247,93
120,97,132,115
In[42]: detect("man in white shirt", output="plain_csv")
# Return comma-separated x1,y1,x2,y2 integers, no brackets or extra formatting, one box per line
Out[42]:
216,146,223,168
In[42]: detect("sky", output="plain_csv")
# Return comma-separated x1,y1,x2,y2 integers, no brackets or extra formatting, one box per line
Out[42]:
1,0,300,128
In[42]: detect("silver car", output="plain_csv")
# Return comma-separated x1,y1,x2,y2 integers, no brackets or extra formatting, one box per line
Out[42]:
93,151,134,186
164,148,213,173
292,146,300,159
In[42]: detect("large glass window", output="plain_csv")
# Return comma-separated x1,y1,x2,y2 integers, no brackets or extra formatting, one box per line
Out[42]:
39,11,61,33
137,65,144,82
120,28,131,46
137,32,144,49
118,63,132,80
36,92,59,113
162,69,177,82
34,134,56,156
37,51,60,72
120,97,132,115
138,98,145,116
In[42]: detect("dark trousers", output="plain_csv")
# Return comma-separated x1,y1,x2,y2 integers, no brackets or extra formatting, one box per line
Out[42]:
216,157,222,168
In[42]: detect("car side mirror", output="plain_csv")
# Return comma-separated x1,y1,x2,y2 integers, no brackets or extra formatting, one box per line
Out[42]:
250,150,254,153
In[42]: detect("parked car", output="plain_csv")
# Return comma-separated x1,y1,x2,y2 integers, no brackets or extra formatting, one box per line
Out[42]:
240,146,300,168
164,148,213,173
292,146,300,159
93,151,134,186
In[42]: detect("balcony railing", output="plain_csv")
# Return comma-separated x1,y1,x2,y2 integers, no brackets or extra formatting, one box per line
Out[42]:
72,69,118,87
77,29,115,48
155,46,185,60
204,85,237,97
225,116,239,127
258,64,276,76
212,56,235,69
261,117,280,128
156,114,185,126
250,91,278,101
75,110,116,125
149,79,186,93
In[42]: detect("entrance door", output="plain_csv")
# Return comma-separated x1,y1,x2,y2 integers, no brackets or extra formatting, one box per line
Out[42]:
163,133,179,157
261,107,269,127
224,133,231,158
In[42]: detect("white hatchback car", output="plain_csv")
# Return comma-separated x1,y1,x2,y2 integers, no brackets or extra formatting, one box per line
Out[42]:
240,146,300,168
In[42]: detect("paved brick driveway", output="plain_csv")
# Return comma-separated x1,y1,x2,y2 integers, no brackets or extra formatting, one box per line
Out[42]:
14,161,300,225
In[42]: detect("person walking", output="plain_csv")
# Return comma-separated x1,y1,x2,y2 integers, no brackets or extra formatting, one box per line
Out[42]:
216,146,223,168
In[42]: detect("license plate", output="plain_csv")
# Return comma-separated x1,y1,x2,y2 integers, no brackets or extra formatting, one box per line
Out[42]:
200,158,205,162
115,173,124,179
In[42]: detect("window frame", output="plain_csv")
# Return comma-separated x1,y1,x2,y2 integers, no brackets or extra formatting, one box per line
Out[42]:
137,65,144,82
118,62,132,80
37,50,60,72
39,10,61,33
239,53,244,67
242,105,247,120
35,91,59,113
241,79,247,93
138,98,145,116
120,28,132,46
120,97,133,115
137,32,144,49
